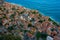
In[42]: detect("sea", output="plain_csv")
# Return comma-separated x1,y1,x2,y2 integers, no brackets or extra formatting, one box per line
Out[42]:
5,0,60,23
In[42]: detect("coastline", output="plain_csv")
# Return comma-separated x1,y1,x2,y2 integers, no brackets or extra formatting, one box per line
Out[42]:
0,1,60,40
49,17,59,26
5,2,60,26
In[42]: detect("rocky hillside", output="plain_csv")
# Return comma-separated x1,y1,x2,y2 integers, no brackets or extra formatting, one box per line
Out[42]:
0,2,60,40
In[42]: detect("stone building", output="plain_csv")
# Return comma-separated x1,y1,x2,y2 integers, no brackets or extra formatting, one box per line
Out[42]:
0,0,4,6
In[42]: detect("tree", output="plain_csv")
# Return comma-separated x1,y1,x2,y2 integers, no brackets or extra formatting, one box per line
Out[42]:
36,31,41,40
28,23,33,27
38,19,45,23
36,31,48,40
10,14,15,18
30,18,35,22
39,14,42,17
0,18,2,26
7,26,14,31
32,11,37,14
0,34,22,40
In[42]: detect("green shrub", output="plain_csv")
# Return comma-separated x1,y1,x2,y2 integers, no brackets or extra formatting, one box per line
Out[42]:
0,34,22,40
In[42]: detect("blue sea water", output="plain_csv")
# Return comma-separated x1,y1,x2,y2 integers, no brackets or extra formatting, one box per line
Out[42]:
5,0,60,23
